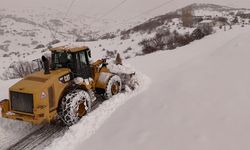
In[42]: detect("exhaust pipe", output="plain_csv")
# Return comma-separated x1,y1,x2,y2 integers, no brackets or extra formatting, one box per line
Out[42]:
42,56,50,74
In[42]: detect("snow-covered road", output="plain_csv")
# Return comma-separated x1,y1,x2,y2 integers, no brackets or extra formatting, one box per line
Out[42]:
46,26,250,150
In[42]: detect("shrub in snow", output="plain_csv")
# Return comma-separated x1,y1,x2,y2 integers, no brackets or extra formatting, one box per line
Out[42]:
34,44,45,49
125,56,131,59
139,30,194,54
232,17,239,24
123,47,132,54
175,33,193,47
105,50,117,59
47,39,60,46
120,33,130,40
133,20,162,34
165,38,175,50
191,24,213,40
139,38,158,54
31,40,39,45
75,38,86,42
0,44,9,52
2,54,9,57
76,36,97,42
191,28,205,40
0,29,4,35
216,17,228,24
236,12,250,19
100,32,116,40
3,40,11,43
202,25,214,35
21,43,29,47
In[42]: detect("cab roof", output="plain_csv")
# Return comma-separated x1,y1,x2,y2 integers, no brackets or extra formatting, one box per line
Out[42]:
49,44,89,53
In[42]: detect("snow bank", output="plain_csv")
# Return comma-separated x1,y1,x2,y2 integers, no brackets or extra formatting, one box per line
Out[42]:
45,71,150,150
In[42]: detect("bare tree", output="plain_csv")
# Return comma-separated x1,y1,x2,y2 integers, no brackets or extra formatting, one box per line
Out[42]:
11,61,33,78
1,59,46,80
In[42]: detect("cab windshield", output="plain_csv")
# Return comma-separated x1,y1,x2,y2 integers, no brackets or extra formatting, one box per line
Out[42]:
52,52,74,69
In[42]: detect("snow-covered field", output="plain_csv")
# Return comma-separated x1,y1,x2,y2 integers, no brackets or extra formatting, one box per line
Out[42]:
43,26,250,150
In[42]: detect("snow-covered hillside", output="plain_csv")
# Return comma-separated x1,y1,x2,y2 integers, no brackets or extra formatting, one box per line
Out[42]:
45,25,250,150
1,3,250,78
0,3,249,96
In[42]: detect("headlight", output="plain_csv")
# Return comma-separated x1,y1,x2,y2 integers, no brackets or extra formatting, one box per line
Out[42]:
40,91,47,100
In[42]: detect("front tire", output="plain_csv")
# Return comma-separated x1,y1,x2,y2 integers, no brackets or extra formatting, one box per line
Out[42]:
59,89,90,126
103,75,122,100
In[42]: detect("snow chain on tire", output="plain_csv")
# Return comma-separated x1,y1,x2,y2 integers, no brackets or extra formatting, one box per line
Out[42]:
59,89,91,126
103,75,122,100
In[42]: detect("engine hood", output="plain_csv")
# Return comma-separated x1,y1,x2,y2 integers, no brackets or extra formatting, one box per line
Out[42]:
9,68,71,93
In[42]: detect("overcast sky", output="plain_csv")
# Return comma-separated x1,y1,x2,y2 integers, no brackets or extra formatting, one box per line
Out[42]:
1,0,250,20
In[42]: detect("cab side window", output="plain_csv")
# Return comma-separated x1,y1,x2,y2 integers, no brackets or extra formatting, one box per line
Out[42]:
74,51,91,78
79,52,87,65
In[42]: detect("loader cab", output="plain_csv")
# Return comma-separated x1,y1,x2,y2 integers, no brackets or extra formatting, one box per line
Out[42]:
50,45,92,79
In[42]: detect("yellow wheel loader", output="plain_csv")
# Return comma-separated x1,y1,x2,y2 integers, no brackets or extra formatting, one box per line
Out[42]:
0,44,135,126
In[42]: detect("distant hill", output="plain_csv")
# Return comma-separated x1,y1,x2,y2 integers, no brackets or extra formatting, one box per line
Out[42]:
122,3,250,34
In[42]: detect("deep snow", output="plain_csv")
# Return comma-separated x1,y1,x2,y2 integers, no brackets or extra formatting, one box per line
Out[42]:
45,26,250,150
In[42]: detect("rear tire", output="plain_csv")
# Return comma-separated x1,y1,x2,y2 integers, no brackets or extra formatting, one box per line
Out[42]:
59,89,90,126
103,75,122,100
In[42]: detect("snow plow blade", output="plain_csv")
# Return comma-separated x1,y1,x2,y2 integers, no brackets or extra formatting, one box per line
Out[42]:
109,64,138,91
117,72,137,91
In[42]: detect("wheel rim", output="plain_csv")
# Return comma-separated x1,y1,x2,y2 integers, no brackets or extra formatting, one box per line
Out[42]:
77,102,86,117
111,82,119,95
